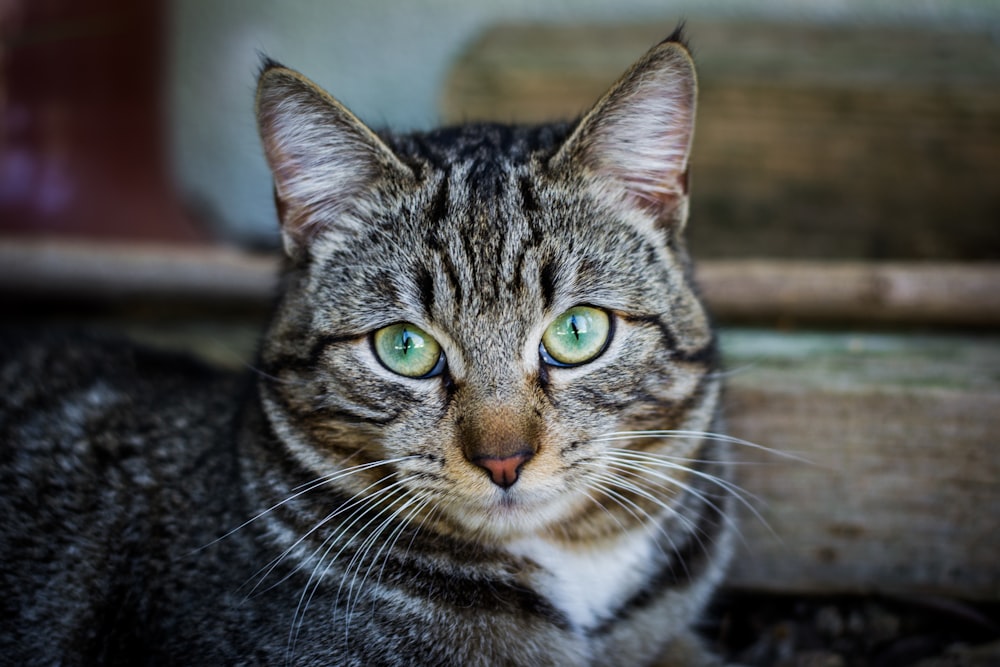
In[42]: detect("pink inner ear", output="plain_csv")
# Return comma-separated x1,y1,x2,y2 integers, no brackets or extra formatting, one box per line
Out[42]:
624,170,688,206
583,49,696,218
601,138,690,218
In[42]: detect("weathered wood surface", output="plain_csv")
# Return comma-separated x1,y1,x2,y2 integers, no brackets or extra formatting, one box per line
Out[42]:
4,240,999,327
442,21,1000,261
719,330,1000,601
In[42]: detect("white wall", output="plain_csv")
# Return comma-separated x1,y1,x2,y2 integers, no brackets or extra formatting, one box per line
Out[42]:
167,0,998,244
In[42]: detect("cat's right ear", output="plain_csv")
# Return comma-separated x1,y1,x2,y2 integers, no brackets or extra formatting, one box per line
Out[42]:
255,61,412,257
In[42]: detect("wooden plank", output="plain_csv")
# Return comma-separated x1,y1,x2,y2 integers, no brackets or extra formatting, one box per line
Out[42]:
697,260,1000,328
4,240,1000,327
719,330,1000,601
441,21,1000,261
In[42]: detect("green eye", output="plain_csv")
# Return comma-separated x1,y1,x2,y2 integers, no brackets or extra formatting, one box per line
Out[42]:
373,323,444,378
540,306,611,367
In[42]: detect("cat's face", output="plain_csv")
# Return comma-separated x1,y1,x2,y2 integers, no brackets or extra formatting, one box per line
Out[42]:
255,42,718,542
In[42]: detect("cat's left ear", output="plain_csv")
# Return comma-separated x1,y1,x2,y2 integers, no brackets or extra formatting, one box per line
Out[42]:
255,61,413,257
550,33,697,231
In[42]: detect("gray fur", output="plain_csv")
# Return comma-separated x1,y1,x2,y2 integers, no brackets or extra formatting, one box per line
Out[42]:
1,33,732,666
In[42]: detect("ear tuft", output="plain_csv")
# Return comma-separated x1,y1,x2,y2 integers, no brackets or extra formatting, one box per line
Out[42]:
257,54,286,77
551,38,697,228
663,22,691,53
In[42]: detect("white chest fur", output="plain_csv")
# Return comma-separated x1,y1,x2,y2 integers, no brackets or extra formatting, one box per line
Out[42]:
505,529,658,632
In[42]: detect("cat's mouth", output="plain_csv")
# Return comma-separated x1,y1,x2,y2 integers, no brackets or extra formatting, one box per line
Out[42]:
484,489,532,518
474,485,534,513
438,481,585,539
495,491,520,507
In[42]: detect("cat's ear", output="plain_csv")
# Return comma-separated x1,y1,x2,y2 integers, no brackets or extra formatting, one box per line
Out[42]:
255,61,412,257
550,33,697,231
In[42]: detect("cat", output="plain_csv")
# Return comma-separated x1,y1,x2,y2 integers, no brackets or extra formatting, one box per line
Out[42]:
0,28,734,666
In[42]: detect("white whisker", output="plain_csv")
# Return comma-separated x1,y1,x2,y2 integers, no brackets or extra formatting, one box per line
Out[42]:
373,492,435,588
602,448,777,542
593,429,812,464
588,469,700,536
583,475,685,564
607,447,764,506
705,361,758,380
245,476,409,598
246,363,309,386
193,456,418,556
578,488,631,534
342,490,435,636
596,458,744,548
339,488,417,607
287,481,412,662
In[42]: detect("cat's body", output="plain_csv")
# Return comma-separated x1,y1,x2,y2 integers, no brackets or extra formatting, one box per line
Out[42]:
1,31,733,666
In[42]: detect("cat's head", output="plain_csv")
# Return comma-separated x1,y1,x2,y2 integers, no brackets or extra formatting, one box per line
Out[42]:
254,34,719,542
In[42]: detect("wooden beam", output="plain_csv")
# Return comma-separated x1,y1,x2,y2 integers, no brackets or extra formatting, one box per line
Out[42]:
697,260,1000,327
3,240,999,327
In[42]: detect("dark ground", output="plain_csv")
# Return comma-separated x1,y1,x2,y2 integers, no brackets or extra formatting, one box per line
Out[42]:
704,592,1000,667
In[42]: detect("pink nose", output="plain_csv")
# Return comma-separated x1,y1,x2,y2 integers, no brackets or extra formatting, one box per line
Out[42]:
473,451,533,489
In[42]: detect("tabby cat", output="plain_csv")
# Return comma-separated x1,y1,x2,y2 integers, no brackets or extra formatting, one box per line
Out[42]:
0,29,734,666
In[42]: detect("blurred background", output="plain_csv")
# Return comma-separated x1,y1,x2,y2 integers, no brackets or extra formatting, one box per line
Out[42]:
2,0,998,252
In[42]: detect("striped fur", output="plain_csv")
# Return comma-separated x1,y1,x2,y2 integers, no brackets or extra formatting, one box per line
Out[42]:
0,31,732,665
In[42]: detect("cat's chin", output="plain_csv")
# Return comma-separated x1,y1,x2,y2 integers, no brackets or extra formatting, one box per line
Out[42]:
442,487,586,542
